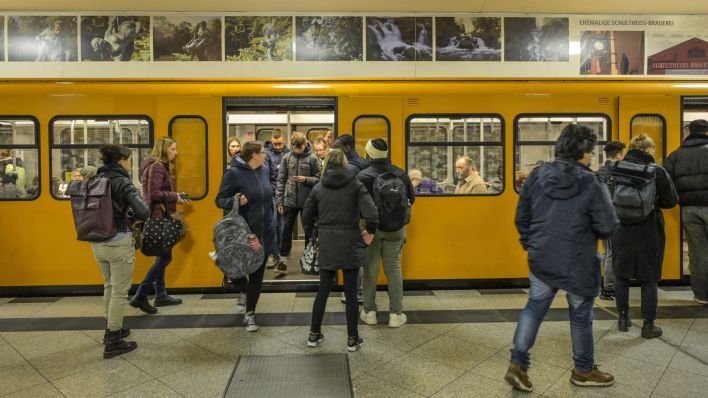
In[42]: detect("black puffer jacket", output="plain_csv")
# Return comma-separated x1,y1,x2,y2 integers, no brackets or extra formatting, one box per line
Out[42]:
97,163,150,232
665,133,708,206
611,150,678,282
302,167,378,271
344,148,369,175
516,158,619,297
275,143,321,209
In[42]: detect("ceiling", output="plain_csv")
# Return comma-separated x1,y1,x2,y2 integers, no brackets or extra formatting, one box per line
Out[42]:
0,0,706,14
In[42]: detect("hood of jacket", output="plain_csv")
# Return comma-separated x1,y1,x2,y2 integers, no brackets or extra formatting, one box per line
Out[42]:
98,162,130,179
539,158,591,200
321,167,355,189
265,141,290,155
624,148,656,164
230,154,261,172
682,133,708,148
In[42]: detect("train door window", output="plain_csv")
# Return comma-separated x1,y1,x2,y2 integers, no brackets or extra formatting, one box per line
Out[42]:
406,115,504,196
353,115,391,158
306,128,328,142
256,128,274,142
169,116,207,200
631,114,666,164
514,115,610,192
0,117,40,200
49,117,153,199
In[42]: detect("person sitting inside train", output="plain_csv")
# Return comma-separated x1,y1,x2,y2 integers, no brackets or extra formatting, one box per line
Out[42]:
454,156,487,194
408,169,442,195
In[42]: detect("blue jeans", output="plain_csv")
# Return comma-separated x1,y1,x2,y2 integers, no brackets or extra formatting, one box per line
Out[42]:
135,250,172,297
511,273,595,372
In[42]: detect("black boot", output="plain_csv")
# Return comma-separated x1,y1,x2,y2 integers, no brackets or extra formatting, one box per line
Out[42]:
104,329,137,359
618,311,632,332
129,295,158,314
102,328,130,345
153,283,182,307
641,320,663,339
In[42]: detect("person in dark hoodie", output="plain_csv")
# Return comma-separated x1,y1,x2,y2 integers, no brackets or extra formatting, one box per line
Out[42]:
264,129,290,269
505,125,619,392
91,145,150,358
665,119,708,305
275,132,321,274
302,149,379,352
357,139,415,328
216,141,278,332
130,137,186,314
335,134,369,174
612,134,678,339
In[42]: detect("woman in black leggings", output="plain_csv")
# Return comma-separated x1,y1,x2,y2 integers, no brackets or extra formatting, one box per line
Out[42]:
302,149,379,351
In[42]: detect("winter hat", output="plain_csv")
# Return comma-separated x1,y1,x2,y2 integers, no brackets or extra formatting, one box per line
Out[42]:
365,138,388,159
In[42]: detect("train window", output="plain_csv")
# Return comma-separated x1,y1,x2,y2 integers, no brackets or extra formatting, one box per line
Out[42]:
0,118,40,200
631,114,666,164
514,115,610,191
353,115,391,158
169,116,208,200
49,117,153,199
307,128,329,142
406,115,504,196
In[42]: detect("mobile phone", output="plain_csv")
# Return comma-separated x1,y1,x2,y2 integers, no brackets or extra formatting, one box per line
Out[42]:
179,193,191,202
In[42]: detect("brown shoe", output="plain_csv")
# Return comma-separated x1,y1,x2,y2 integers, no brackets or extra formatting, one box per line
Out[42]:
504,362,533,392
570,365,614,387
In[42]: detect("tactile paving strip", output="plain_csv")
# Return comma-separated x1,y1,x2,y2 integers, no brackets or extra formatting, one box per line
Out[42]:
224,354,353,398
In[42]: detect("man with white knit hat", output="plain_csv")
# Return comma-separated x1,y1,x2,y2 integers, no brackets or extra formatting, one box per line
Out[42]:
357,139,416,328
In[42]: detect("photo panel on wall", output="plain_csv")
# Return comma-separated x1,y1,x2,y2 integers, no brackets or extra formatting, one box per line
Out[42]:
646,32,708,75
580,31,644,75
8,16,78,62
153,15,222,61
365,17,432,61
295,16,363,61
225,16,293,61
504,17,569,62
81,16,150,61
435,17,502,61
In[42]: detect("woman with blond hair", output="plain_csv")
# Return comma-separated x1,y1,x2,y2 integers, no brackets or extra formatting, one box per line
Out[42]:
130,137,187,313
302,149,378,352
611,134,678,338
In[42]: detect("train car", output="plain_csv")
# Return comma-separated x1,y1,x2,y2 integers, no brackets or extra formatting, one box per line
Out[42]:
1,79,706,294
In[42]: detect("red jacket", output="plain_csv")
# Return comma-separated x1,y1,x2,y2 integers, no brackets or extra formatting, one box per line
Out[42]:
140,157,177,218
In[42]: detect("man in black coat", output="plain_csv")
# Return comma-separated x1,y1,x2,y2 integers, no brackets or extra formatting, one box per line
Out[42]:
665,119,708,305
505,125,619,393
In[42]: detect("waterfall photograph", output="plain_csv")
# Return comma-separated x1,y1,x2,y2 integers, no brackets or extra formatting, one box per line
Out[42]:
504,17,569,62
435,17,501,61
365,17,432,61
295,17,363,61
225,16,292,61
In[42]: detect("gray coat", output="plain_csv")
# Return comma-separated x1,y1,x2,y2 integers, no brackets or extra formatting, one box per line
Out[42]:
302,168,379,271
275,143,321,209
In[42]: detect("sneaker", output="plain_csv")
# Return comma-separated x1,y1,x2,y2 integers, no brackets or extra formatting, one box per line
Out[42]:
235,293,247,314
273,261,287,275
694,297,708,305
388,313,407,328
570,365,614,387
504,362,533,392
347,336,363,352
360,310,377,325
266,255,276,269
599,289,615,301
244,312,259,332
307,332,325,348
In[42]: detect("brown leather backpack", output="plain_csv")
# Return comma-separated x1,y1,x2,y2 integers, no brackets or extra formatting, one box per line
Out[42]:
66,175,117,242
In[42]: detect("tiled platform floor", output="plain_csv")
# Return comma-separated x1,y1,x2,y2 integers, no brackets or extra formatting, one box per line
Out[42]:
1,287,707,397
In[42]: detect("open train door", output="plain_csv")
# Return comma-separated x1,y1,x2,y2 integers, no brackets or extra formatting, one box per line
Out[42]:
618,95,682,281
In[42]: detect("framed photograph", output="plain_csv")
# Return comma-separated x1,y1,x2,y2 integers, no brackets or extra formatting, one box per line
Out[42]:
504,17,569,62
81,16,150,61
153,16,222,61
435,17,501,61
8,16,78,62
581,31,644,75
365,17,432,61
295,17,363,61
225,16,293,61
647,32,708,75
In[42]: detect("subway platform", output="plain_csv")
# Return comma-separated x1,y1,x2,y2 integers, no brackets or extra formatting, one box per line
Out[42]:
1,286,708,397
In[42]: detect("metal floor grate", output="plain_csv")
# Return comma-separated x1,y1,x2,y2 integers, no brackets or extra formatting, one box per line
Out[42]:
224,354,353,398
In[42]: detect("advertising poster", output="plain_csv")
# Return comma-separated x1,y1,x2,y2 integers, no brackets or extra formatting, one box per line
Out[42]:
153,16,222,61
0,17,4,61
225,16,293,61
435,17,501,61
7,16,78,62
647,32,708,75
580,31,644,75
504,17,569,62
365,17,432,61
295,17,363,61
81,16,150,61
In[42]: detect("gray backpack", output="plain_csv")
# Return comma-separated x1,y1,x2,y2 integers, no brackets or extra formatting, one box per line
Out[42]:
609,160,657,225
212,197,264,280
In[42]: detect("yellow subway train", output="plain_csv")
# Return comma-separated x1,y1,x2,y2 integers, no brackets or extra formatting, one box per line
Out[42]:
0,79,705,293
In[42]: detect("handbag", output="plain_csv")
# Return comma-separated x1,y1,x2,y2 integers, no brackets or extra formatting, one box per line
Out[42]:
139,162,186,256
299,224,320,275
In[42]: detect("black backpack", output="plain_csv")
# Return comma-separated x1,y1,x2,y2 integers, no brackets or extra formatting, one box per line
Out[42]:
372,171,410,232
609,160,657,225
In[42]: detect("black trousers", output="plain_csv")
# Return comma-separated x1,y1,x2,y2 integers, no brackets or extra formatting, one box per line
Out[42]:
231,258,267,314
311,268,359,338
280,206,311,257
614,276,658,321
